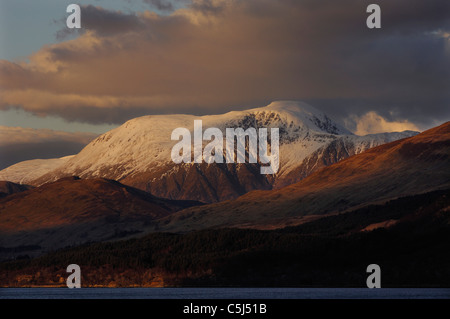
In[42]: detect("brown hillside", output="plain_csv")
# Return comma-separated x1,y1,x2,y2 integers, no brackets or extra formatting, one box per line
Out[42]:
158,122,450,231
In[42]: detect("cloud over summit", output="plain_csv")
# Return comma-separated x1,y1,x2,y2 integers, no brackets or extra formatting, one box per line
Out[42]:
0,0,448,128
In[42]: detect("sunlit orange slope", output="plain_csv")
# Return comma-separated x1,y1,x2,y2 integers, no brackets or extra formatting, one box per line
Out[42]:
0,177,200,255
160,122,450,231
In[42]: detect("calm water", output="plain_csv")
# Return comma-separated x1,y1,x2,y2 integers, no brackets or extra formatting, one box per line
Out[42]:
0,288,449,299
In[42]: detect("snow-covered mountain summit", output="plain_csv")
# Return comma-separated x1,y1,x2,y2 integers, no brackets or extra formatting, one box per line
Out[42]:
2,101,418,202
216,100,352,136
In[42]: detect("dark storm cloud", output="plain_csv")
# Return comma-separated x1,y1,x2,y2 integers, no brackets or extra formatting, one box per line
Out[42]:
189,0,226,14
2,0,449,129
143,0,175,12
56,5,146,39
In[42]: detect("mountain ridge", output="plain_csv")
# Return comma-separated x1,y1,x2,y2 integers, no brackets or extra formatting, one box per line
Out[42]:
153,121,450,232
19,101,416,202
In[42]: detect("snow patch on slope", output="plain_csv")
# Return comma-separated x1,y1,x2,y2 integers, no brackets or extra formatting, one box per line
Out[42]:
0,155,74,184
